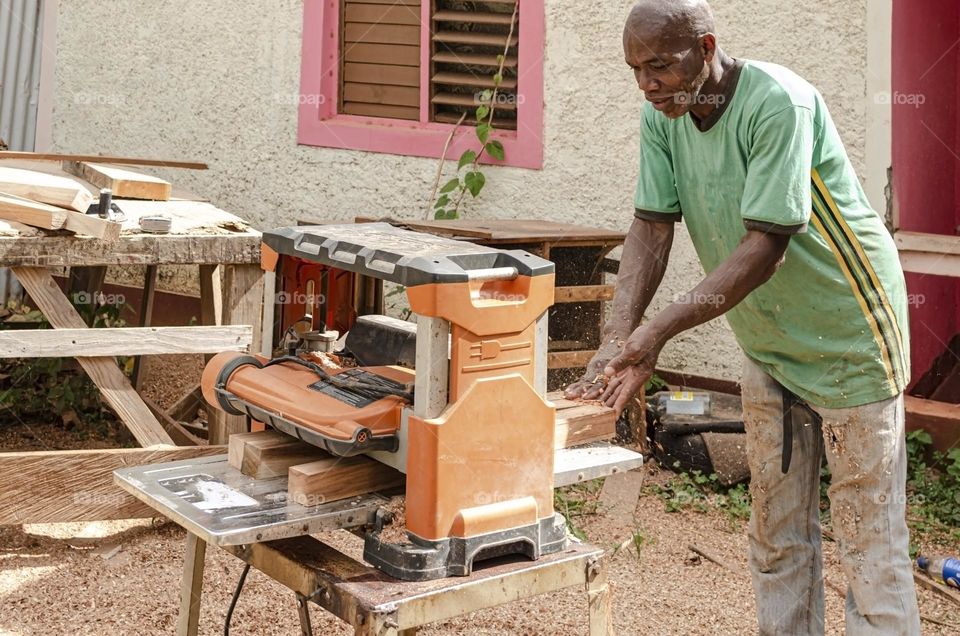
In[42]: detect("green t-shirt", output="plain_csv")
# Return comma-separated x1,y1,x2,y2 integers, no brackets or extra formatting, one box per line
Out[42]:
634,59,909,408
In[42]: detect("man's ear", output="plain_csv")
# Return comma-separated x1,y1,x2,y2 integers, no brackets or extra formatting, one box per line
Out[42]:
700,33,717,64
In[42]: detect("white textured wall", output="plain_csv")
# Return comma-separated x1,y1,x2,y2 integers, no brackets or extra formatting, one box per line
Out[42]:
52,0,868,381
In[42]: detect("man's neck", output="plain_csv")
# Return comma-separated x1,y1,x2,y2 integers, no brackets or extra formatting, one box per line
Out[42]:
689,49,736,122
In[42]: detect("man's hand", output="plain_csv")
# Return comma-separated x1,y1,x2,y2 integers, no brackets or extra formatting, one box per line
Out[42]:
600,324,662,415
563,336,626,400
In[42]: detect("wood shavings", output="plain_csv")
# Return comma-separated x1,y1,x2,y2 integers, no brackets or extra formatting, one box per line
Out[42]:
377,496,408,544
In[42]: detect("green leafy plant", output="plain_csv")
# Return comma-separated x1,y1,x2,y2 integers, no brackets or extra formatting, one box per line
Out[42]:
903,429,960,541
0,297,131,436
554,480,604,540
650,463,751,529
428,3,518,220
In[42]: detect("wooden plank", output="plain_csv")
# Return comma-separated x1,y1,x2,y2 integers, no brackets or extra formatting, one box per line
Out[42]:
0,166,94,211
177,533,207,636
63,161,172,201
62,208,123,240
0,446,225,524
208,264,264,445
344,3,420,25
554,285,615,303
548,350,595,369
143,395,207,446
344,23,420,46
288,455,405,506
12,267,174,447
343,82,420,107
432,10,514,25
0,192,67,229
343,62,420,87
895,230,960,255
167,385,204,423
132,265,158,389
227,430,327,478
432,71,517,90
432,92,518,110
342,102,421,120
0,151,207,170
904,395,960,454
0,325,252,357
554,404,617,449
0,233,262,267
432,30,518,47
432,51,517,67
344,43,420,66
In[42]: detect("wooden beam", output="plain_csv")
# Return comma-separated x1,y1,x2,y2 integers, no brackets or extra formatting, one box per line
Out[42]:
0,192,67,229
554,404,617,449
143,395,208,447
0,166,94,211
895,231,960,277
167,385,204,422
0,325,251,358
554,285,615,303
227,430,327,478
548,350,595,369
63,161,172,201
12,267,174,447
904,395,960,454
0,446,225,525
209,264,264,444
62,208,122,240
288,455,405,506
0,233,262,267
0,150,208,170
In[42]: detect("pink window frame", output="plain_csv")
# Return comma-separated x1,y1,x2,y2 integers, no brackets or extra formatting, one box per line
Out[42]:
297,0,544,170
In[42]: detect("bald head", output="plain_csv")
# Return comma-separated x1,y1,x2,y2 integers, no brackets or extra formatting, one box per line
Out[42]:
624,0,715,47
623,0,723,119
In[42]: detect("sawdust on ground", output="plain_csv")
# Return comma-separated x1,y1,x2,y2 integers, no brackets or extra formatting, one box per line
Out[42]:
1,461,957,635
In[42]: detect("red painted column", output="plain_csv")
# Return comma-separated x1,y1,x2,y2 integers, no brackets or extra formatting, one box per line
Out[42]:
892,0,960,383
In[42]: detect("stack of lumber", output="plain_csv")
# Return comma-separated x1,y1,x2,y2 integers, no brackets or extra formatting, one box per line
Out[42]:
227,393,618,506
0,160,172,240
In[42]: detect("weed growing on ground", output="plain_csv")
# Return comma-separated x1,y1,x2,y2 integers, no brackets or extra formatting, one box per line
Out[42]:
554,480,604,540
649,463,751,530
903,429,960,544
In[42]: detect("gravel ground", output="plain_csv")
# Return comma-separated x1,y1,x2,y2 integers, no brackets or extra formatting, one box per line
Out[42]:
1,463,957,635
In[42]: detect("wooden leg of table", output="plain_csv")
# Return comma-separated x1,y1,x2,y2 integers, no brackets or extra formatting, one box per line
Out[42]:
177,533,207,636
67,265,107,326
12,267,173,447
354,614,407,636
208,264,264,444
131,265,158,390
586,556,613,636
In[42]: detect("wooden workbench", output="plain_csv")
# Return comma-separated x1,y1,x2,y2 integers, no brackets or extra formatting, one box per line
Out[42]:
0,167,264,526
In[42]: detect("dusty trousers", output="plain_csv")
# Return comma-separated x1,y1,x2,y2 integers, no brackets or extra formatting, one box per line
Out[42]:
740,356,921,635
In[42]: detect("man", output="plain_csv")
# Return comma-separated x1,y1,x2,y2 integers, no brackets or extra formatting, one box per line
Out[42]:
565,1,921,634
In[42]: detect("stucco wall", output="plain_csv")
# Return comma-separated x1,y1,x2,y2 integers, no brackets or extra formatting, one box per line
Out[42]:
52,0,869,381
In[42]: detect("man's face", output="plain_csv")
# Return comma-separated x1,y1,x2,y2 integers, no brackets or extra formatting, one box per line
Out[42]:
623,28,712,119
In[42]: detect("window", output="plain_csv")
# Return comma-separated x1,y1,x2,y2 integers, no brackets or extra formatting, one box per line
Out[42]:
298,0,544,169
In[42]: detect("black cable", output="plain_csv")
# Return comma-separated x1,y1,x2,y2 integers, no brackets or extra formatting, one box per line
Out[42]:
224,563,251,636
265,355,413,402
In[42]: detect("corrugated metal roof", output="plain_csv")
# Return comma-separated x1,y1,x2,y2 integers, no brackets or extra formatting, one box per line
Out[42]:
0,0,42,151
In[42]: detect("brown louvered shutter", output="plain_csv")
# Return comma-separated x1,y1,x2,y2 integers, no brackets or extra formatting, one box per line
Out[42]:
341,0,422,121
431,0,519,130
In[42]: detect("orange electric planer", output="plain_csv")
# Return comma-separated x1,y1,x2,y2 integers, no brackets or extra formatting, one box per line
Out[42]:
201,222,566,581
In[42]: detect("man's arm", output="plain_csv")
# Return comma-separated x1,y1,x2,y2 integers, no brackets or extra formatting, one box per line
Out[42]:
564,216,674,400
600,229,791,413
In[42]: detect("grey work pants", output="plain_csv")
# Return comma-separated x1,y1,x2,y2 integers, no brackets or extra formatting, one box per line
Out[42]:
741,356,921,635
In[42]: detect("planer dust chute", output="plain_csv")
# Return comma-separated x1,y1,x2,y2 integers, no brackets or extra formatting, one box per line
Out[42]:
201,222,567,581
